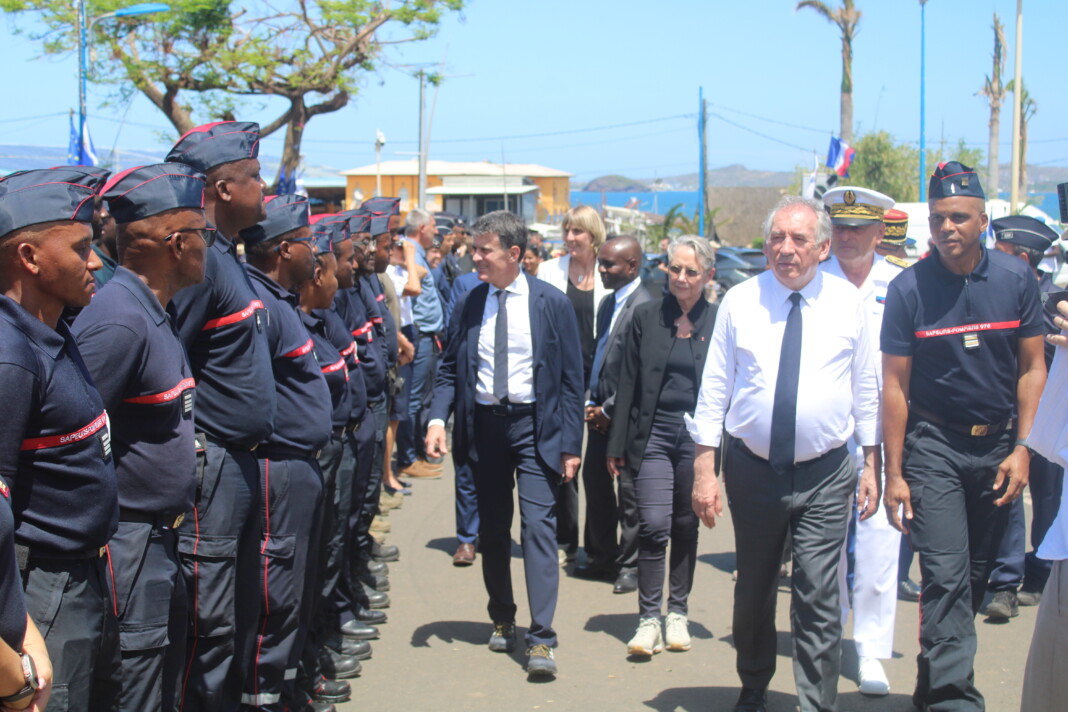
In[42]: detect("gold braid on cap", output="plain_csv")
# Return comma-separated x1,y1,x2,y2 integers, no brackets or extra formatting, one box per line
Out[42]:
884,221,907,238
828,203,885,221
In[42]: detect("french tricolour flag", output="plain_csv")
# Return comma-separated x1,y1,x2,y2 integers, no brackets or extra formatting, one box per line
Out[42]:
826,137,855,178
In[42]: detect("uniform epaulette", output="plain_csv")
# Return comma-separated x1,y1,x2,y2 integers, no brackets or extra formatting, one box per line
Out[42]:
885,255,909,269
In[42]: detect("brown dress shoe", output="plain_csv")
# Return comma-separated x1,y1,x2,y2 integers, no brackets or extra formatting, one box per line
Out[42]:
453,542,476,566
400,461,442,479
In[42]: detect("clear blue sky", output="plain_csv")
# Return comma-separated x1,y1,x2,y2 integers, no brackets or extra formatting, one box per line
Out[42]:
1,0,1066,183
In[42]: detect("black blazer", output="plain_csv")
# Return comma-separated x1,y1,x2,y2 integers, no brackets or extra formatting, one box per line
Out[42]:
428,274,585,473
606,294,718,474
593,283,653,419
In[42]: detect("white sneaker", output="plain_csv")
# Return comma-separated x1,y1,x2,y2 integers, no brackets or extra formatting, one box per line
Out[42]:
626,617,664,657
858,657,890,696
664,612,692,651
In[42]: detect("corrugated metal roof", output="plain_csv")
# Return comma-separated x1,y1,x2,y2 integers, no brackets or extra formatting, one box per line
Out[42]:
340,159,571,178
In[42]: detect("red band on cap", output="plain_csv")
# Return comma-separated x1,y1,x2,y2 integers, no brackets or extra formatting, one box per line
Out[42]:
21,412,107,451
201,300,264,331
122,378,196,405
283,338,314,358
915,320,1020,339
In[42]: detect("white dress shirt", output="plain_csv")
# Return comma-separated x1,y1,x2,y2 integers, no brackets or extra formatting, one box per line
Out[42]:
607,277,641,335
475,272,535,405
385,264,414,328
685,268,879,463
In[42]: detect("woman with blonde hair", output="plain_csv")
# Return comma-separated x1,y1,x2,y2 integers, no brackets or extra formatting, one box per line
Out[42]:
538,205,611,563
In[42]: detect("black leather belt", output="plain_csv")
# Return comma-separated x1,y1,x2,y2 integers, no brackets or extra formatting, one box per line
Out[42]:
119,508,187,529
734,438,847,468
346,417,364,433
331,425,347,440
910,405,1013,438
14,543,106,572
257,444,322,460
477,401,535,417
201,433,258,453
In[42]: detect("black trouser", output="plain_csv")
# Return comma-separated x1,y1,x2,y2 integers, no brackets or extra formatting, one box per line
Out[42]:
299,435,346,688
581,425,639,573
472,406,560,647
725,439,853,712
177,443,260,712
109,520,186,712
241,454,324,711
988,452,1064,594
902,419,1012,712
23,553,121,712
633,417,698,618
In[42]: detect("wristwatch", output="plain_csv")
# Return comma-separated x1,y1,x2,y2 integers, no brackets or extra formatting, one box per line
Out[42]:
0,653,38,704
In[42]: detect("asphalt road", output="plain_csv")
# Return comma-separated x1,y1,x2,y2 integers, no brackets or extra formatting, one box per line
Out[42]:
337,464,1036,712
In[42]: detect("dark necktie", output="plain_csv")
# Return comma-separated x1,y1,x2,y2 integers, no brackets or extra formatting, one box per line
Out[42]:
493,289,509,401
769,292,802,474
588,297,615,403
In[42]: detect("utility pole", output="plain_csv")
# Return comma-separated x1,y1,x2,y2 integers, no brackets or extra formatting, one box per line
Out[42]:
1009,0,1023,214
919,0,928,201
374,129,385,198
698,87,707,238
417,70,428,210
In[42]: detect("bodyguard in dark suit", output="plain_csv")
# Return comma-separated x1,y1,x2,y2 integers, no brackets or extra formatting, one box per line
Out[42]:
574,236,650,593
425,211,584,678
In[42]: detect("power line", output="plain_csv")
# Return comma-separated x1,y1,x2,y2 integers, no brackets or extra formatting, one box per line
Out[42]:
708,112,813,153
708,102,828,135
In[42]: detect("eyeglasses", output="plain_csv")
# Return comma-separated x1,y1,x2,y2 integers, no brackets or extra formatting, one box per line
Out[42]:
163,227,217,247
667,264,702,278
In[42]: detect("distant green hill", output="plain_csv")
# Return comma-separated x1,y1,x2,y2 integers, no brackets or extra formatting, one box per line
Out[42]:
582,174,648,192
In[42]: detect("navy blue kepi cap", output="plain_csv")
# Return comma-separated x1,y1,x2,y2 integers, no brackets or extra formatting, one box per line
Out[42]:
165,121,261,173
929,161,986,201
991,215,1059,251
61,165,112,195
311,213,348,245
361,197,400,236
102,163,206,224
240,193,310,248
0,167,98,239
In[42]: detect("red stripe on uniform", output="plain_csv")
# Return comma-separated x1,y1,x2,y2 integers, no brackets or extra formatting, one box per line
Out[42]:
282,338,313,358
340,341,356,357
915,320,1020,339
122,378,196,404
321,358,347,374
352,322,373,337
20,412,107,451
375,293,385,302
201,300,265,331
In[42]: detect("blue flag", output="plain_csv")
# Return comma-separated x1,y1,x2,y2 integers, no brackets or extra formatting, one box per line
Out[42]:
67,113,99,166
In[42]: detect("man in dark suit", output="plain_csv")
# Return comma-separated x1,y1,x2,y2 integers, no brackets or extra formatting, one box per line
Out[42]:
574,236,650,594
425,210,584,678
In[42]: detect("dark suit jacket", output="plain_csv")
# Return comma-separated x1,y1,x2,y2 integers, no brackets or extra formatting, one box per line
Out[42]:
592,282,653,420
606,294,718,474
429,273,585,474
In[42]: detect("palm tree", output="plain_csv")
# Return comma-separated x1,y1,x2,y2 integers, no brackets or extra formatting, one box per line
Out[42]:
797,0,862,143
979,14,1006,197
1006,79,1037,201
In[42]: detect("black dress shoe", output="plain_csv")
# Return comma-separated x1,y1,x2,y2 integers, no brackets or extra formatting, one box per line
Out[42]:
613,570,638,594
339,619,380,640
573,563,616,582
735,687,767,712
356,606,387,625
319,648,362,680
367,560,389,576
308,676,351,703
371,541,400,562
362,585,391,609
328,637,372,660
898,578,921,602
361,572,390,591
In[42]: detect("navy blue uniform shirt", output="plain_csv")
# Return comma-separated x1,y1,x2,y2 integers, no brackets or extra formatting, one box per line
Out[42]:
245,265,332,453
169,232,276,449
334,286,386,403
72,266,197,514
366,274,398,371
0,495,27,650
316,307,367,422
0,295,118,553
881,247,1044,423
301,310,352,429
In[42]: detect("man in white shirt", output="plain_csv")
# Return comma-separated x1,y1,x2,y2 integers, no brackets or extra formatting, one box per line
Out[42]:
1021,297,1068,711
425,211,584,678
820,186,904,697
689,195,880,712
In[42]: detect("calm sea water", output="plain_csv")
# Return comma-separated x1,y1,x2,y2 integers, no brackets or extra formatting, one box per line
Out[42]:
571,190,1063,221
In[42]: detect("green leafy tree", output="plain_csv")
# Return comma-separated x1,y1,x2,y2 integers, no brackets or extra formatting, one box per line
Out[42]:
1,0,463,183
850,131,983,202
797,0,861,143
